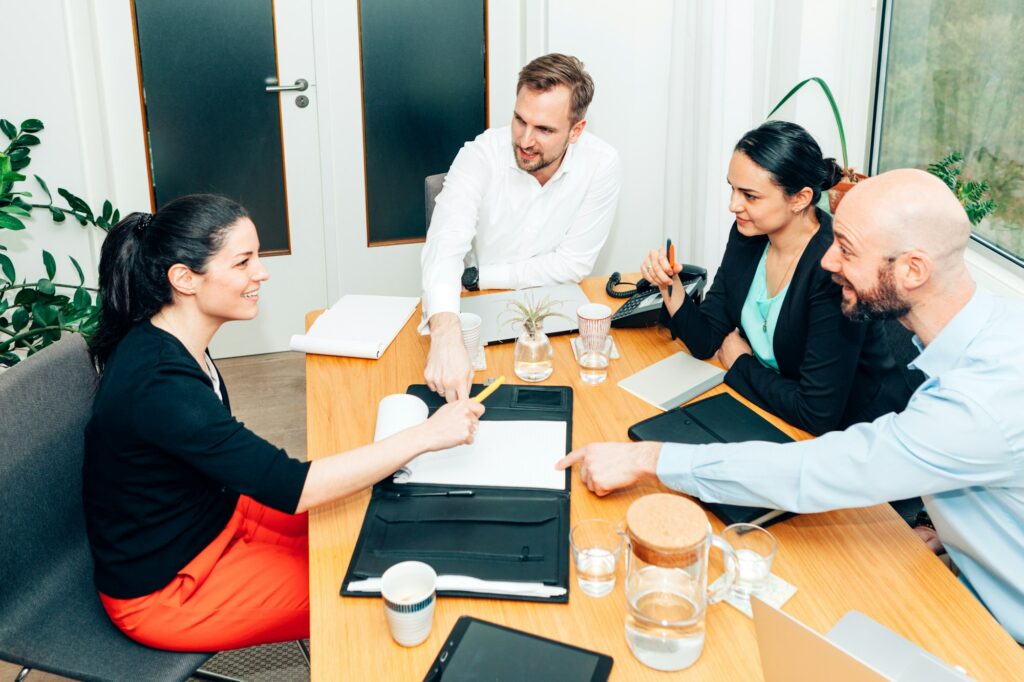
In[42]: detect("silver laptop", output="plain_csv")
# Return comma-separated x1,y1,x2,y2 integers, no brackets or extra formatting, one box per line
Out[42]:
459,284,592,344
752,597,973,681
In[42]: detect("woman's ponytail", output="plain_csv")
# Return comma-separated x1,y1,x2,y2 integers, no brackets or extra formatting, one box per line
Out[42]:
89,195,248,369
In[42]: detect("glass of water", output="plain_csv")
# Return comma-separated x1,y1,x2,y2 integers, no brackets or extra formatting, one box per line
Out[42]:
721,523,777,600
570,519,624,597
578,334,613,385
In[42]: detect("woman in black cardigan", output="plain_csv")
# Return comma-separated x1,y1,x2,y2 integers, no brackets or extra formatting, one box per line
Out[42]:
642,121,910,435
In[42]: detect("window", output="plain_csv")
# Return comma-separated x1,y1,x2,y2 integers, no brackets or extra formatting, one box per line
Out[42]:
872,0,1024,266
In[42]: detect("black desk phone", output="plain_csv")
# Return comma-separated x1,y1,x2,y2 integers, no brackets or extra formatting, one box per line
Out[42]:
606,265,707,329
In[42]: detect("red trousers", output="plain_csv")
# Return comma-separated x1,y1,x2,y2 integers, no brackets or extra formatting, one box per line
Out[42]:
100,495,309,652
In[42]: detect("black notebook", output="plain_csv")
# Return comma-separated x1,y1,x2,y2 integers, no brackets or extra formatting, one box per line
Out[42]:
341,384,573,603
627,393,794,527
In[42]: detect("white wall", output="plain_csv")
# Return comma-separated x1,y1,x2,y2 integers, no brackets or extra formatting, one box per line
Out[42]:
7,0,1022,359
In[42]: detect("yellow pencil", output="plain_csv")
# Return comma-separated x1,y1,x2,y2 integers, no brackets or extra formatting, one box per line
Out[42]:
473,375,506,403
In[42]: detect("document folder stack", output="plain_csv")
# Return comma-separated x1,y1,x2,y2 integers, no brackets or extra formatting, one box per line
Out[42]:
341,384,573,603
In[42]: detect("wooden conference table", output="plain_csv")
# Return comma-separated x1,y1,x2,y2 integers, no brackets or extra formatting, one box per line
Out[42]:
305,276,1023,680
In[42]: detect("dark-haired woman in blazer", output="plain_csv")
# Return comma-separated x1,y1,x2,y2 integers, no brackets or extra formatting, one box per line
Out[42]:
643,121,911,435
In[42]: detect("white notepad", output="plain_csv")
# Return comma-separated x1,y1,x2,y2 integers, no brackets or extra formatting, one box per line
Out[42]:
373,394,567,490
289,294,418,359
618,351,725,411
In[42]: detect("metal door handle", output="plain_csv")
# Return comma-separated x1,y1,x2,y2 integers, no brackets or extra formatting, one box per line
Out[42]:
265,78,308,93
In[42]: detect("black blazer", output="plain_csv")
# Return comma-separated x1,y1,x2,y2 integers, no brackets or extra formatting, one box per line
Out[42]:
665,210,911,435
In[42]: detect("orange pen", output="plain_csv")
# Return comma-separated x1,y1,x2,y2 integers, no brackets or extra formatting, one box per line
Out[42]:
667,239,676,297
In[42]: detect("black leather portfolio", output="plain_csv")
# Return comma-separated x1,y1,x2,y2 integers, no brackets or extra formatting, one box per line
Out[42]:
627,393,795,527
341,384,573,603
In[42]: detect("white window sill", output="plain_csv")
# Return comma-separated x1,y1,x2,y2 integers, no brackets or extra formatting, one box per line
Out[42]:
966,241,1024,300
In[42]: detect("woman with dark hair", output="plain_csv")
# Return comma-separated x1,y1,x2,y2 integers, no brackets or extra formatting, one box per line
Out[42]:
83,194,483,652
641,121,910,435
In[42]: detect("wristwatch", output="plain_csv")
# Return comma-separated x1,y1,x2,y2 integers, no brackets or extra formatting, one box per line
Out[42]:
461,266,479,292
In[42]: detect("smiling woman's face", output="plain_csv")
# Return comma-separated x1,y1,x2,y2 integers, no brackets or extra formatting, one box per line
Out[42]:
190,217,269,323
726,151,802,237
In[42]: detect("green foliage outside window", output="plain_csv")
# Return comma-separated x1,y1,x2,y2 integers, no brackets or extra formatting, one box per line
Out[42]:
877,0,1023,259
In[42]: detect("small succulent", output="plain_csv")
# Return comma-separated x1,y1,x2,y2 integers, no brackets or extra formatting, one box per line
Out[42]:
501,294,571,336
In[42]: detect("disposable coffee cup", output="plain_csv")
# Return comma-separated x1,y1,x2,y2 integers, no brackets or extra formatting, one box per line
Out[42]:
577,303,612,339
381,561,437,647
459,312,483,362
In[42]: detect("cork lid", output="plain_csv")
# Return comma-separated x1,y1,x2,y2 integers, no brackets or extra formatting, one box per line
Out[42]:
626,494,707,554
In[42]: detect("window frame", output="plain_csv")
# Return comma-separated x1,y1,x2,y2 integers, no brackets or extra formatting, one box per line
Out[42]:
867,0,1024,271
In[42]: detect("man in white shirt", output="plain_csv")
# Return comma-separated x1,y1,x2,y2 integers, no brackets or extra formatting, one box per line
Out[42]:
421,53,622,401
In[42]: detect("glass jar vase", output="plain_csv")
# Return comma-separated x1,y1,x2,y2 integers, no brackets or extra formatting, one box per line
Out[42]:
513,323,554,382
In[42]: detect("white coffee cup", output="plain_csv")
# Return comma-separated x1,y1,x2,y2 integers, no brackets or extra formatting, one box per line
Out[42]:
459,312,483,361
381,561,437,647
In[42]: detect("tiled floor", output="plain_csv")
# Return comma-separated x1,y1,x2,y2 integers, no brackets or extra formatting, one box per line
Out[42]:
0,351,307,681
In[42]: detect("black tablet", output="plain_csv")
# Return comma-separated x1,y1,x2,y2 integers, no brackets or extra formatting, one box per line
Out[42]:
423,616,613,682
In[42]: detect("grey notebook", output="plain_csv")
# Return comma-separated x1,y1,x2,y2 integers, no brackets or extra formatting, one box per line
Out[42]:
618,352,725,411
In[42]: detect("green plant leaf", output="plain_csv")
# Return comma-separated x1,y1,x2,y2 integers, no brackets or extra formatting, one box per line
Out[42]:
10,156,29,172
37,278,56,296
73,287,91,309
0,119,16,140
14,288,36,305
0,300,7,316
11,307,28,331
50,206,65,222
19,119,44,133
32,301,58,327
0,252,14,282
70,255,85,286
34,174,52,203
102,199,112,222
42,250,56,279
766,76,849,171
58,187,94,220
8,147,28,162
16,133,41,147
0,352,20,367
0,204,31,217
0,213,26,230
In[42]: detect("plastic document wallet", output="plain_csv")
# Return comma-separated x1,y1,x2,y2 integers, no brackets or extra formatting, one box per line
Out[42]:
341,384,573,603
627,393,795,527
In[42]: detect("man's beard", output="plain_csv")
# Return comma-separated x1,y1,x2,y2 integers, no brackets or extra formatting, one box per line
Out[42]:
834,262,911,322
512,143,564,174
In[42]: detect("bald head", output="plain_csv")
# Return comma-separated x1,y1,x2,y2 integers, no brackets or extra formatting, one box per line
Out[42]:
836,169,971,265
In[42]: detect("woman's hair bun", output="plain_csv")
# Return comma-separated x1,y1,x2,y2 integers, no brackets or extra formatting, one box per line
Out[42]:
822,157,844,190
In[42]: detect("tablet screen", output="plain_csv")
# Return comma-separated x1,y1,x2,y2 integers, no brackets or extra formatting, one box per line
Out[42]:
435,618,609,682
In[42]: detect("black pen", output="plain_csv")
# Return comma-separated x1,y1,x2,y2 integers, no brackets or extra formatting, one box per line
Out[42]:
388,490,475,498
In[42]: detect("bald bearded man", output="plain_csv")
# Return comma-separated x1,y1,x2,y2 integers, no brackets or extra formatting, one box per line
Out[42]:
557,169,1024,642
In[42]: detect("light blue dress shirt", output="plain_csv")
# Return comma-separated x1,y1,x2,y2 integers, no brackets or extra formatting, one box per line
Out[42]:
739,245,788,371
657,288,1024,642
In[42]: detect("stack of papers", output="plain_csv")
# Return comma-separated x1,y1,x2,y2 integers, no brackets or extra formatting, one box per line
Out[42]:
289,294,418,359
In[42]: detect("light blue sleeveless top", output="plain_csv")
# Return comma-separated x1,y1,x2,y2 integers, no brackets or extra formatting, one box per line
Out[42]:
739,245,789,371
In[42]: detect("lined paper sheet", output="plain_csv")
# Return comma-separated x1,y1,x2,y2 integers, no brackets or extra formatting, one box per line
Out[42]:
289,294,418,359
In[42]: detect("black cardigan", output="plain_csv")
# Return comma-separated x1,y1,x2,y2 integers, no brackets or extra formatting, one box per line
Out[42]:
83,321,311,599
665,210,911,435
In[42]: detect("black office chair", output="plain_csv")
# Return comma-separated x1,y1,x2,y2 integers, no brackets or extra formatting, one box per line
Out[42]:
425,172,447,229
882,318,926,394
0,336,220,681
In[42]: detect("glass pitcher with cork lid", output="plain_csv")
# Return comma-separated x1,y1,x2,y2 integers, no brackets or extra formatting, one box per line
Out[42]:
621,493,737,671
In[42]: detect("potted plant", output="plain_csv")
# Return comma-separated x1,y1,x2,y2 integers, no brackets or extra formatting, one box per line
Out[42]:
926,151,997,225
503,295,569,383
766,77,865,212
0,117,119,367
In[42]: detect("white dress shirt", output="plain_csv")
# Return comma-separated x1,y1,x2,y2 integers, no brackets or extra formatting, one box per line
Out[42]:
657,288,1024,642
420,125,621,321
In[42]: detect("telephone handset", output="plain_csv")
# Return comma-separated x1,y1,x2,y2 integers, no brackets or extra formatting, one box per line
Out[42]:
607,265,708,329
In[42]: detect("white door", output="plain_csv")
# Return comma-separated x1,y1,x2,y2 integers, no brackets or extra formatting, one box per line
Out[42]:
95,1,327,358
